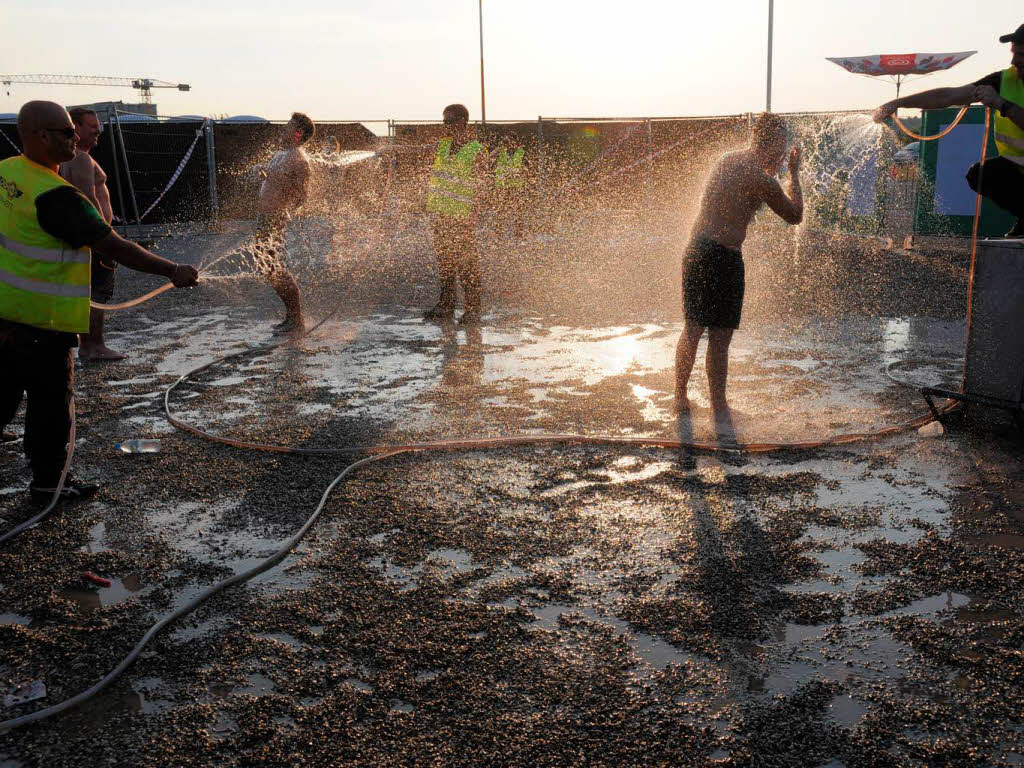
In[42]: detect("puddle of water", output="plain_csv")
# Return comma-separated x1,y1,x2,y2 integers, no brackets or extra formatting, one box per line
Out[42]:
345,678,373,693
60,574,145,614
389,698,414,713
828,693,867,727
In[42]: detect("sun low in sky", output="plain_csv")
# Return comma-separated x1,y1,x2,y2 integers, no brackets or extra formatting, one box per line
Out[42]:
5,0,1021,120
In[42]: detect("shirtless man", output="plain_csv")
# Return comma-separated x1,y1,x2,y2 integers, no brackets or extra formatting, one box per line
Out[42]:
60,107,121,360
255,112,314,332
675,112,803,417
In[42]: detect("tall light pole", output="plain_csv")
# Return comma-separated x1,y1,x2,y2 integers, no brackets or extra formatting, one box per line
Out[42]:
766,0,774,112
479,0,487,124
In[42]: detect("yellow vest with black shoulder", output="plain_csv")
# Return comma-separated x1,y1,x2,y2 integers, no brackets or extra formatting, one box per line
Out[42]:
995,67,1024,166
0,155,92,332
427,138,485,218
495,147,525,191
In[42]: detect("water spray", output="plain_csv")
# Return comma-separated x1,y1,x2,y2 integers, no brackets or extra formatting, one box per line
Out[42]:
4,110,989,730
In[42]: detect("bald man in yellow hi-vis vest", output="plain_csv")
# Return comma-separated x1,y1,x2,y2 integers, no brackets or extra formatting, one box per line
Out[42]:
0,101,198,502
424,104,489,325
874,23,1024,238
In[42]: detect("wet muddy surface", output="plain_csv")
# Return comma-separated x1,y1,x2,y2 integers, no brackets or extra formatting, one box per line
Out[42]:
1,221,1022,766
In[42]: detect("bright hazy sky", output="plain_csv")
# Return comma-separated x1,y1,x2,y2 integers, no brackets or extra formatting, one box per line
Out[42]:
4,0,1022,123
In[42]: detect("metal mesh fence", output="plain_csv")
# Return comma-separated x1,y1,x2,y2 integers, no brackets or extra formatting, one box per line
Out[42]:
0,110,946,241
110,112,213,228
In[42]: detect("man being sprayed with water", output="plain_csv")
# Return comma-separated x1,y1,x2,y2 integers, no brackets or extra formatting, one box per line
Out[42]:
873,24,1024,238
675,112,802,418
254,112,314,332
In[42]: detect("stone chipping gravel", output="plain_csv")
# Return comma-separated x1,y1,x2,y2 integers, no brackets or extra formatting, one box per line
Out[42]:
1,223,1022,766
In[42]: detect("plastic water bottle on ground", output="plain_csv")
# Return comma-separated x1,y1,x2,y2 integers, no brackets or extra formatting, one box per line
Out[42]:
115,439,161,454
917,421,945,438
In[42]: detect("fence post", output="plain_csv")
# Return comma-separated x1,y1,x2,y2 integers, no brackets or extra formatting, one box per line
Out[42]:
645,119,654,215
105,109,129,237
113,110,142,239
537,116,545,202
204,119,219,226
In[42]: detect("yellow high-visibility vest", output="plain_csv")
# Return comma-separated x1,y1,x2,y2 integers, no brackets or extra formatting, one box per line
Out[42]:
427,138,485,218
995,67,1024,166
495,147,525,191
0,155,92,332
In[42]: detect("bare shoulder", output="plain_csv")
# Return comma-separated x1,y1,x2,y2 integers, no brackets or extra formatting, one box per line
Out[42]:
290,149,311,170
66,151,93,173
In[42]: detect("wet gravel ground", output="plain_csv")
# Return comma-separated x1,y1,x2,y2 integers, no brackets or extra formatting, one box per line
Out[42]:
1,218,1022,766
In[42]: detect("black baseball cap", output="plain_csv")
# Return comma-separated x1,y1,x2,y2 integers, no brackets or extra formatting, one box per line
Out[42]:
999,24,1024,44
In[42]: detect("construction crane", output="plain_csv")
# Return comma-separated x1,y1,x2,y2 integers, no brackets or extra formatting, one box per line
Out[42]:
1,75,190,104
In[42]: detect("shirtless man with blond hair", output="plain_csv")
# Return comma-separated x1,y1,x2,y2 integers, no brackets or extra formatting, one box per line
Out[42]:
254,112,314,332
675,112,803,418
60,107,121,360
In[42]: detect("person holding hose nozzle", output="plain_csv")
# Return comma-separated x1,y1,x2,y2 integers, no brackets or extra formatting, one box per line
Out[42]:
0,101,199,502
873,24,1024,238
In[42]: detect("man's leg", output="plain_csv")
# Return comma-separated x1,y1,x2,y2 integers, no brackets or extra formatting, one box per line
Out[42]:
456,223,482,320
256,225,303,330
706,326,735,414
0,336,26,441
267,268,304,329
24,345,74,487
966,157,1024,234
674,321,705,410
426,221,458,320
79,259,124,360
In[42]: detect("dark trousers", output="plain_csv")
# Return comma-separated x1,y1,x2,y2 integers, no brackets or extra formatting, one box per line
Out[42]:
966,156,1024,220
0,331,74,486
430,217,481,314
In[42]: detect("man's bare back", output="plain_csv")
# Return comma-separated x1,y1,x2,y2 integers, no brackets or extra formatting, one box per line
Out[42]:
60,150,113,224
690,147,803,250
259,148,310,217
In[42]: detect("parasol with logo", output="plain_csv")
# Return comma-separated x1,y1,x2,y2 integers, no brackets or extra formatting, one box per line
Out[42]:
827,51,976,100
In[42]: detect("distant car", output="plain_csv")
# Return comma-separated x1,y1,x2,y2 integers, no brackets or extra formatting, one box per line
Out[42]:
893,141,920,165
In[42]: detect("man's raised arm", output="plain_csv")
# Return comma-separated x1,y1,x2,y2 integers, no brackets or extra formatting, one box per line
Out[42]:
761,147,803,225
873,84,977,123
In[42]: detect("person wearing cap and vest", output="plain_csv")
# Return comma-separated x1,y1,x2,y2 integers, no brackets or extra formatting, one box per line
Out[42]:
494,137,527,239
0,101,198,503
874,24,1024,237
424,103,488,325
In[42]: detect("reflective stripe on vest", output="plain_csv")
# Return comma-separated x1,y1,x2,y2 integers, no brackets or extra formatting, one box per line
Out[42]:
995,67,1024,166
0,232,90,264
427,138,484,218
0,155,92,332
495,147,525,190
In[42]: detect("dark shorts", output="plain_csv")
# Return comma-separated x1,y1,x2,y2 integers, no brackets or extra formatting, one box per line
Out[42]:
682,236,745,330
254,213,289,277
91,251,117,305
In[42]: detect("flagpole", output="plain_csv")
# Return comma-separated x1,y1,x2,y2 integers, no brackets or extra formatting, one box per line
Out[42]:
766,0,774,112
479,0,487,124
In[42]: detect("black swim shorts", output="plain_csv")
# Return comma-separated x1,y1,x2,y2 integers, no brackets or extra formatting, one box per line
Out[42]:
91,251,117,305
682,236,745,330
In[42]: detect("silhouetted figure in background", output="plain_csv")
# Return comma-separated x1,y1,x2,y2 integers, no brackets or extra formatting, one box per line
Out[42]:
424,104,489,325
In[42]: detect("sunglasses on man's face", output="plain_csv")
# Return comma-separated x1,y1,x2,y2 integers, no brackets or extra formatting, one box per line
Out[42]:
42,127,77,139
